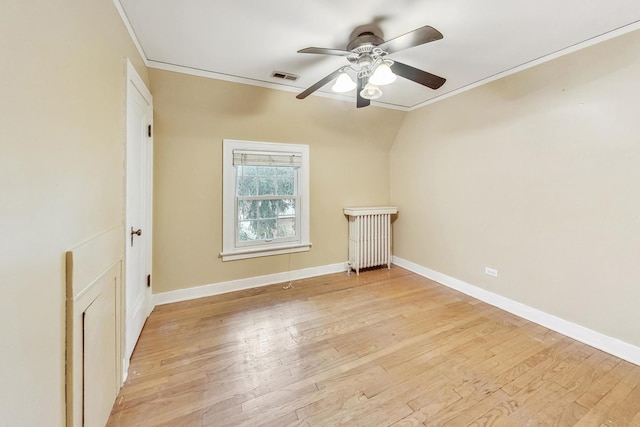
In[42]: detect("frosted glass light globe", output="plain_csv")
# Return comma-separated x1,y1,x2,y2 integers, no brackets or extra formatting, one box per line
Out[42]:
360,83,382,100
369,63,397,86
331,73,357,93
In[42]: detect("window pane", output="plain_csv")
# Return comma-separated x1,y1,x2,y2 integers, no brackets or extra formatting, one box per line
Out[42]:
258,177,276,196
257,199,274,219
262,199,275,217
257,219,276,240
238,220,257,241
237,165,257,176
246,166,296,196
276,199,296,216
238,200,260,220
237,198,297,242
237,176,257,196
277,217,296,238
276,177,294,195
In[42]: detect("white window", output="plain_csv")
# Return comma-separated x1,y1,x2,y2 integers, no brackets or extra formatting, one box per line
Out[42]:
221,139,311,261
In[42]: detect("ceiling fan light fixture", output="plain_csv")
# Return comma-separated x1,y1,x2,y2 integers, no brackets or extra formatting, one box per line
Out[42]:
331,72,357,93
369,62,397,86
296,24,446,107
360,83,382,100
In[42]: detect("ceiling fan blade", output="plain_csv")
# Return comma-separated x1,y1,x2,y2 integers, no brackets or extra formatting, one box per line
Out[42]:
356,76,370,108
298,47,352,56
378,25,443,54
391,61,446,90
296,68,343,100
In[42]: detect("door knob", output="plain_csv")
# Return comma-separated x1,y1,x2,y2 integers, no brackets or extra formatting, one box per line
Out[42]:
130,227,142,246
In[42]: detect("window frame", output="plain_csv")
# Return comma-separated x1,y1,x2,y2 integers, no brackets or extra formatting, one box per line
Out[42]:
221,139,311,261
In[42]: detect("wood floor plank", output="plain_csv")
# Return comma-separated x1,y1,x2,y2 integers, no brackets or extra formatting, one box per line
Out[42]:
573,380,635,426
107,267,640,426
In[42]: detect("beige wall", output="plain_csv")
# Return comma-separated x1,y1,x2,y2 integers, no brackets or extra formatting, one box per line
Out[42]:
0,1,148,425
390,30,640,347
150,69,404,293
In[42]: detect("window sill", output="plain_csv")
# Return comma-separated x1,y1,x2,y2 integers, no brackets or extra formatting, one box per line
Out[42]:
220,242,312,262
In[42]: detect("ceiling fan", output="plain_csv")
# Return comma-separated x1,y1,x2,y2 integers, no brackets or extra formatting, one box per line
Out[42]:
296,25,446,108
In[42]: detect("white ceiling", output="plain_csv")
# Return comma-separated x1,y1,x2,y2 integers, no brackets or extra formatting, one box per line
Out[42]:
117,0,640,110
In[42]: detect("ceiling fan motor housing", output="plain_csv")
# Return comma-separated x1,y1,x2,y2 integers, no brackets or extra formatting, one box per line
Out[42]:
346,32,385,51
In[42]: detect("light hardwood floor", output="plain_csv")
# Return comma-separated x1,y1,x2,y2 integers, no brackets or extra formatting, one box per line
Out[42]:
107,267,640,426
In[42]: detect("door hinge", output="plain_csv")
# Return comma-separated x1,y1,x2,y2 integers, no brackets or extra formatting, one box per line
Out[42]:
147,274,151,288
148,124,152,138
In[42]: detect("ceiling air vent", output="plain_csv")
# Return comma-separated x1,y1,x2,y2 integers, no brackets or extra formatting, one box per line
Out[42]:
271,71,299,82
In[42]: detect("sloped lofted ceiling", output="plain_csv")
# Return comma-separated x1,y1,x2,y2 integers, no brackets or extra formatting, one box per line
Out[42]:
117,0,640,110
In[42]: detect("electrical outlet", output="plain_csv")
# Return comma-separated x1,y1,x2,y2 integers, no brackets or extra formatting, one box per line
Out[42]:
485,267,498,277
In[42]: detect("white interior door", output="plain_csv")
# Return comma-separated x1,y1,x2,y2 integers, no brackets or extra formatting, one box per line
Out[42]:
125,61,153,374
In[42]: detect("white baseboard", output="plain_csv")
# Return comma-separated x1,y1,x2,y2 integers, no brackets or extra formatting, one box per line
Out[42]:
153,262,347,306
393,256,640,367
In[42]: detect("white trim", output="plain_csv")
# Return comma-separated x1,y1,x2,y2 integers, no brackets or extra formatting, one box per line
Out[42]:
147,21,640,113
113,1,149,67
147,60,409,111
222,139,311,262
153,262,347,306
149,60,305,95
393,256,640,367
409,20,640,111
220,243,311,261
66,224,123,300
126,60,152,101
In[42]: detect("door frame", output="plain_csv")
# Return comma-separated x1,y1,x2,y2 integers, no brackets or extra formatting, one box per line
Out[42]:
124,59,154,380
